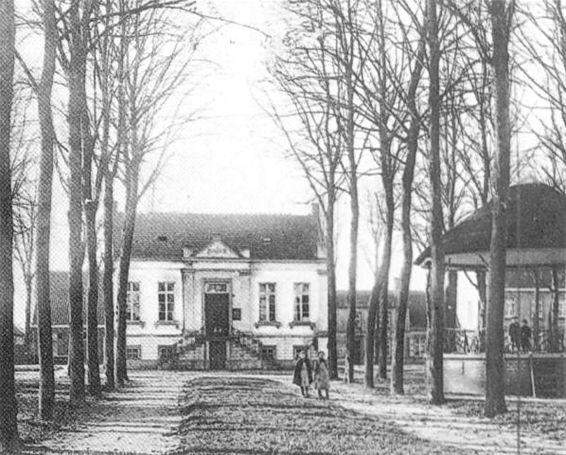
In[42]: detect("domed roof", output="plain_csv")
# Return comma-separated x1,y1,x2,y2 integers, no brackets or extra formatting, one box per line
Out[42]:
415,183,566,268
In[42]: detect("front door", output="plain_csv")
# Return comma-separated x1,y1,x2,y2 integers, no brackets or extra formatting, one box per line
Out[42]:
205,292,230,369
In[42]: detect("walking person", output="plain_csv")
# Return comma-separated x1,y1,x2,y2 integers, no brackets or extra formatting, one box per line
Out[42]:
293,350,312,398
314,351,330,399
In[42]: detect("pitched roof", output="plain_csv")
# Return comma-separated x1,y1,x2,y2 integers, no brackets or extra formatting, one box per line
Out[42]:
129,212,320,261
415,183,566,265
32,271,105,326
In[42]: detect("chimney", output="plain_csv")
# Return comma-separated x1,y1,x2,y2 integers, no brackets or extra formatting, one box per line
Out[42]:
212,233,222,242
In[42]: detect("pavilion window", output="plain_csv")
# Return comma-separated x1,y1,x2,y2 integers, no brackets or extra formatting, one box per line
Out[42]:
158,282,175,321
259,283,276,322
126,282,141,321
294,283,310,321
504,293,517,318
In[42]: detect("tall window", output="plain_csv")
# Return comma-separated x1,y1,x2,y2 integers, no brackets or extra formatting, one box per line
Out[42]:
259,283,276,321
126,282,141,321
158,282,175,321
294,283,310,321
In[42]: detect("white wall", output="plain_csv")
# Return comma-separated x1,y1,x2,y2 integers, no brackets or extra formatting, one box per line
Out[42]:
122,261,184,360
123,259,328,361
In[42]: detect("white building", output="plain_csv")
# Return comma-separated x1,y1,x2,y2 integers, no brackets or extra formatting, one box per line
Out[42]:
123,208,328,369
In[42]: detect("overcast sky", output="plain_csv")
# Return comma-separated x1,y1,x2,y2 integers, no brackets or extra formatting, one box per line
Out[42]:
14,0,429,327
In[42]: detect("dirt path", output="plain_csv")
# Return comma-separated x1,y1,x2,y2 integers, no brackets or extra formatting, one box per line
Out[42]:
27,371,191,454
298,379,566,455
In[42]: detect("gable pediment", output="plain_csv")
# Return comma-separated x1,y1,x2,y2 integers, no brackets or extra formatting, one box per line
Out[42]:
195,239,240,259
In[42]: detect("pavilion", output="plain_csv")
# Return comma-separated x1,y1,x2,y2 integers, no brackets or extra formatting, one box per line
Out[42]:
415,182,566,397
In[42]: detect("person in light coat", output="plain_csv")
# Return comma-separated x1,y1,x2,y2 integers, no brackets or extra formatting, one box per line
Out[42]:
293,350,312,398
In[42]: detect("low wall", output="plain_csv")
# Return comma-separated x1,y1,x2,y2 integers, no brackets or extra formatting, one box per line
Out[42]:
444,353,566,398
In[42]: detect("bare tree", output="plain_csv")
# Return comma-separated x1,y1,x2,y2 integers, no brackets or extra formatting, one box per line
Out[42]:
115,2,199,385
334,0,363,385
270,0,345,379
0,0,21,449
33,0,59,418
485,0,515,417
425,0,445,405
390,3,426,394
520,0,566,193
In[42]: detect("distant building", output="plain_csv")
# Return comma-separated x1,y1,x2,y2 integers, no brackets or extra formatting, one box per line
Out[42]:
336,289,427,364
30,271,105,364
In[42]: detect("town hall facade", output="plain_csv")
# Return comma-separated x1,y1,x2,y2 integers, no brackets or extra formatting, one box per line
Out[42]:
123,207,328,369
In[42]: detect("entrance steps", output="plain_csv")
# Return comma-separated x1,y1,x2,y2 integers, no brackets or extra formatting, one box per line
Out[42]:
162,329,273,370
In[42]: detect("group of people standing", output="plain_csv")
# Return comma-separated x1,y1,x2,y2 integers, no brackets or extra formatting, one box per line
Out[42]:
508,317,532,351
293,350,330,399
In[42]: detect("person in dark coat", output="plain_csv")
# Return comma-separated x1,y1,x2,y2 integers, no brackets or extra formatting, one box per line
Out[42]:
508,318,520,351
520,319,532,352
293,350,313,397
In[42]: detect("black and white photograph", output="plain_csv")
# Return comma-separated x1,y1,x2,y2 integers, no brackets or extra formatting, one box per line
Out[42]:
0,0,565,454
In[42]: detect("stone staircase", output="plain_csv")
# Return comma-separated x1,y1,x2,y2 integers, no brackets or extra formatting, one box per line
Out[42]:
158,328,277,370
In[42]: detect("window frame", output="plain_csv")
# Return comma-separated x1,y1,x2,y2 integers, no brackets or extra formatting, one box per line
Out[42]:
158,282,175,322
293,283,310,321
126,281,141,322
259,282,277,322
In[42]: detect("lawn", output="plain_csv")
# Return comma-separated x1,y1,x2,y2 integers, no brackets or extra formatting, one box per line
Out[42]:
175,375,474,455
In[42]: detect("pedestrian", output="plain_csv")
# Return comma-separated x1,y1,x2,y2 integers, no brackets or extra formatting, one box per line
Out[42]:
314,351,330,399
293,350,312,398
508,317,520,351
520,319,532,352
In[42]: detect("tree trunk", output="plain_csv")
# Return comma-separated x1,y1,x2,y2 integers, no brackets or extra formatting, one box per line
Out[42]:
346,191,359,383
116,165,139,385
67,0,86,403
35,129,57,411
391,32,424,395
0,0,20,449
325,192,338,380
103,174,115,389
375,0,394,383
377,219,393,380
24,277,33,350
345,16,358,384
426,0,445,406
365,278,380,388
477,270,487,332
485,0,513,418
374,295,380,365
550,268,560,352
85,202,101,395
532,269,540,351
